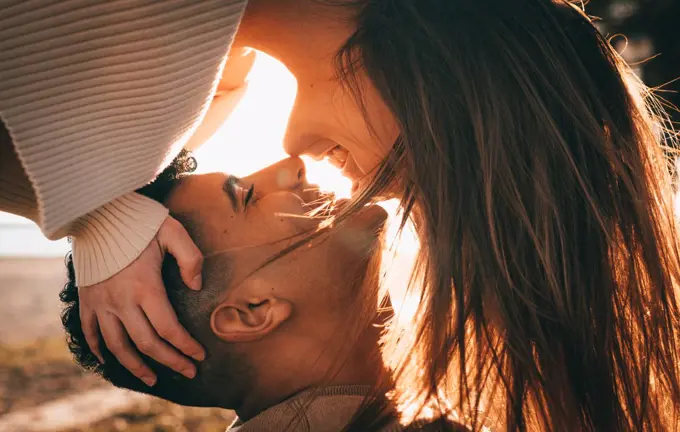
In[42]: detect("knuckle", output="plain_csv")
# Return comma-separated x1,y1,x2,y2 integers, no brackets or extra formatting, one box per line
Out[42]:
163,217,180,234
191,252,204,267
158,326,180,341
128,365,147,377
135,287,153,301
136,340,156,355
108,291,128,308
134,285,158,302
142,285,164,300
110,299,127,312
165,216,180,228
170,360,188,372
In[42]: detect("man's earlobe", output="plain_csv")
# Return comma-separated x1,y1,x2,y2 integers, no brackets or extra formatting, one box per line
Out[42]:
210,298,292,342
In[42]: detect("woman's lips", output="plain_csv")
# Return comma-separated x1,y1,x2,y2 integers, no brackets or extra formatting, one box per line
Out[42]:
326,145,348,169
314,142,366,195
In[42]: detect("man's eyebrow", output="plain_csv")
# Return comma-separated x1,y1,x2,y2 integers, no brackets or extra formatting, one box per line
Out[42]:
223,175,240,212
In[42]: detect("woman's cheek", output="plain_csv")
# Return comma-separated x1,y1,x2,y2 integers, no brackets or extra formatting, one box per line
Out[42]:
351,133,397,175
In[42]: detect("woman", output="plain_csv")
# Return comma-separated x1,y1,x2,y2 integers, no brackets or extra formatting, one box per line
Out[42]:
234,0,680,430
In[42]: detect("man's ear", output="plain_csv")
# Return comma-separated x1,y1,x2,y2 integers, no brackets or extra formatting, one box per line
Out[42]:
210,296,292,342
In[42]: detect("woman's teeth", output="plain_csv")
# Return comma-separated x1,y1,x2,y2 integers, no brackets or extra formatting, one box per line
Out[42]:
325,145,348,169
322,144,363,196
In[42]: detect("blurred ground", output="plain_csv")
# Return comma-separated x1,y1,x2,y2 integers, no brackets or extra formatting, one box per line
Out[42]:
0,258,66,345
0,258,234,431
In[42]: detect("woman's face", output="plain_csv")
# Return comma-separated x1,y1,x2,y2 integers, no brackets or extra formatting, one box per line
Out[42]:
234,0,399,193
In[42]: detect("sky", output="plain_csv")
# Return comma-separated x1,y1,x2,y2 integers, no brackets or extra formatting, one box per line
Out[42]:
0,52,351,257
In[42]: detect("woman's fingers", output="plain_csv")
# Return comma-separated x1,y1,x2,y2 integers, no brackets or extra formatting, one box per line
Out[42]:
142,295,205,362
217,47,256,92
98,313,157,387
158,217,204,290
77,215,206,385
121,307,197,379
80,305,104,364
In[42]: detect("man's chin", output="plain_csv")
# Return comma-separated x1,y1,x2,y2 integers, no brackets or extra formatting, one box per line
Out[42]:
351,203,388,231
331,199,388,231
326,203,387,262
350,174,400,201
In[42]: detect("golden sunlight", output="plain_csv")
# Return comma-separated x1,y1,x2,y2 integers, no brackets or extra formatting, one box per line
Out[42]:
186,50,353,198
187,50,419,323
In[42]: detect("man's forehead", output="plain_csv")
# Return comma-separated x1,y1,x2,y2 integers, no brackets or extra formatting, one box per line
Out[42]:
169,210,258,291
170,208,250,258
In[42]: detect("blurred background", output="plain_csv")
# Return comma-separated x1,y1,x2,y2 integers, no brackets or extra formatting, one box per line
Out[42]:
0,1,678,430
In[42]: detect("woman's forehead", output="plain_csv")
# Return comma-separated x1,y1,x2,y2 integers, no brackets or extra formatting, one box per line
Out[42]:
238,0,354,46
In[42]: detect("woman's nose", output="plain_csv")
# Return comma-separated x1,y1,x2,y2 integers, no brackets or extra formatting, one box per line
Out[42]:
242,157,307,194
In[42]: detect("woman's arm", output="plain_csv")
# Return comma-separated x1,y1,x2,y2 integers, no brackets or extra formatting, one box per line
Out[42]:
1,0,247,253
0,119,38,223
0,0,248,385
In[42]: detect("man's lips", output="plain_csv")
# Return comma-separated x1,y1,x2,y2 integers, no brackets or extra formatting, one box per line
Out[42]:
295,182,336,215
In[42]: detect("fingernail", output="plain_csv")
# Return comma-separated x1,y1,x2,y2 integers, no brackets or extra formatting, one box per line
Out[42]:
143,376,157,387
192,351,206,362
182,367,197,379
191,275,202,290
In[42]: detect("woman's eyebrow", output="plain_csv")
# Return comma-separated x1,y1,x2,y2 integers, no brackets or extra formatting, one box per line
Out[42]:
223,175,240,212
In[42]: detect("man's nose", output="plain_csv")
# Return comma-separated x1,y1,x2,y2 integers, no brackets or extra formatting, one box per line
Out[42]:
268,157,307,191
276,157,306,188
242,157,307,195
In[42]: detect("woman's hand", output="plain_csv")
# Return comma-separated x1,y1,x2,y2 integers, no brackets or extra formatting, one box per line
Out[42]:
78,216,206,386
216,47,256,95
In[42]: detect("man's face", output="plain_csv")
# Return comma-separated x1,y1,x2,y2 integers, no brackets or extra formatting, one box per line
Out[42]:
166,157,387,322
59,157,388,411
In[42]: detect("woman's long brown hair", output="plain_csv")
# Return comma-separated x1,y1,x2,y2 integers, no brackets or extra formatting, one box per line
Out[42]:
324,0,680,430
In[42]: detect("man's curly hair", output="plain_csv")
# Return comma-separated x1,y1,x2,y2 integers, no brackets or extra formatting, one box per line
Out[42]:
58,151,243,407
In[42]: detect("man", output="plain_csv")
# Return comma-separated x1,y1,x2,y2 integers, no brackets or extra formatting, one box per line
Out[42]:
60,155,463,431
61,154,383,429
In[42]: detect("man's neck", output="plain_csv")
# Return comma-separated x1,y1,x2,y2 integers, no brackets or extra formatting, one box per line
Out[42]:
233,339,387,421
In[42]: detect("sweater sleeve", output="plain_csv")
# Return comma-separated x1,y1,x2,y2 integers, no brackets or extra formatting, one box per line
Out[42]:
0,120,38,223
0,0,247,285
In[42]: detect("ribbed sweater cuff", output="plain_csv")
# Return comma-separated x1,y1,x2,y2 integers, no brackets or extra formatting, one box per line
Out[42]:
70,192,168,287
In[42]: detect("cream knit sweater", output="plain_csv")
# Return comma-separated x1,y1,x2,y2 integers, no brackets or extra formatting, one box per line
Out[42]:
0,0,248,286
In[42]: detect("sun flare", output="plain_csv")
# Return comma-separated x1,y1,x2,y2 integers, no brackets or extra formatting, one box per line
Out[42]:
186,49,420,323
186,50,353,199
